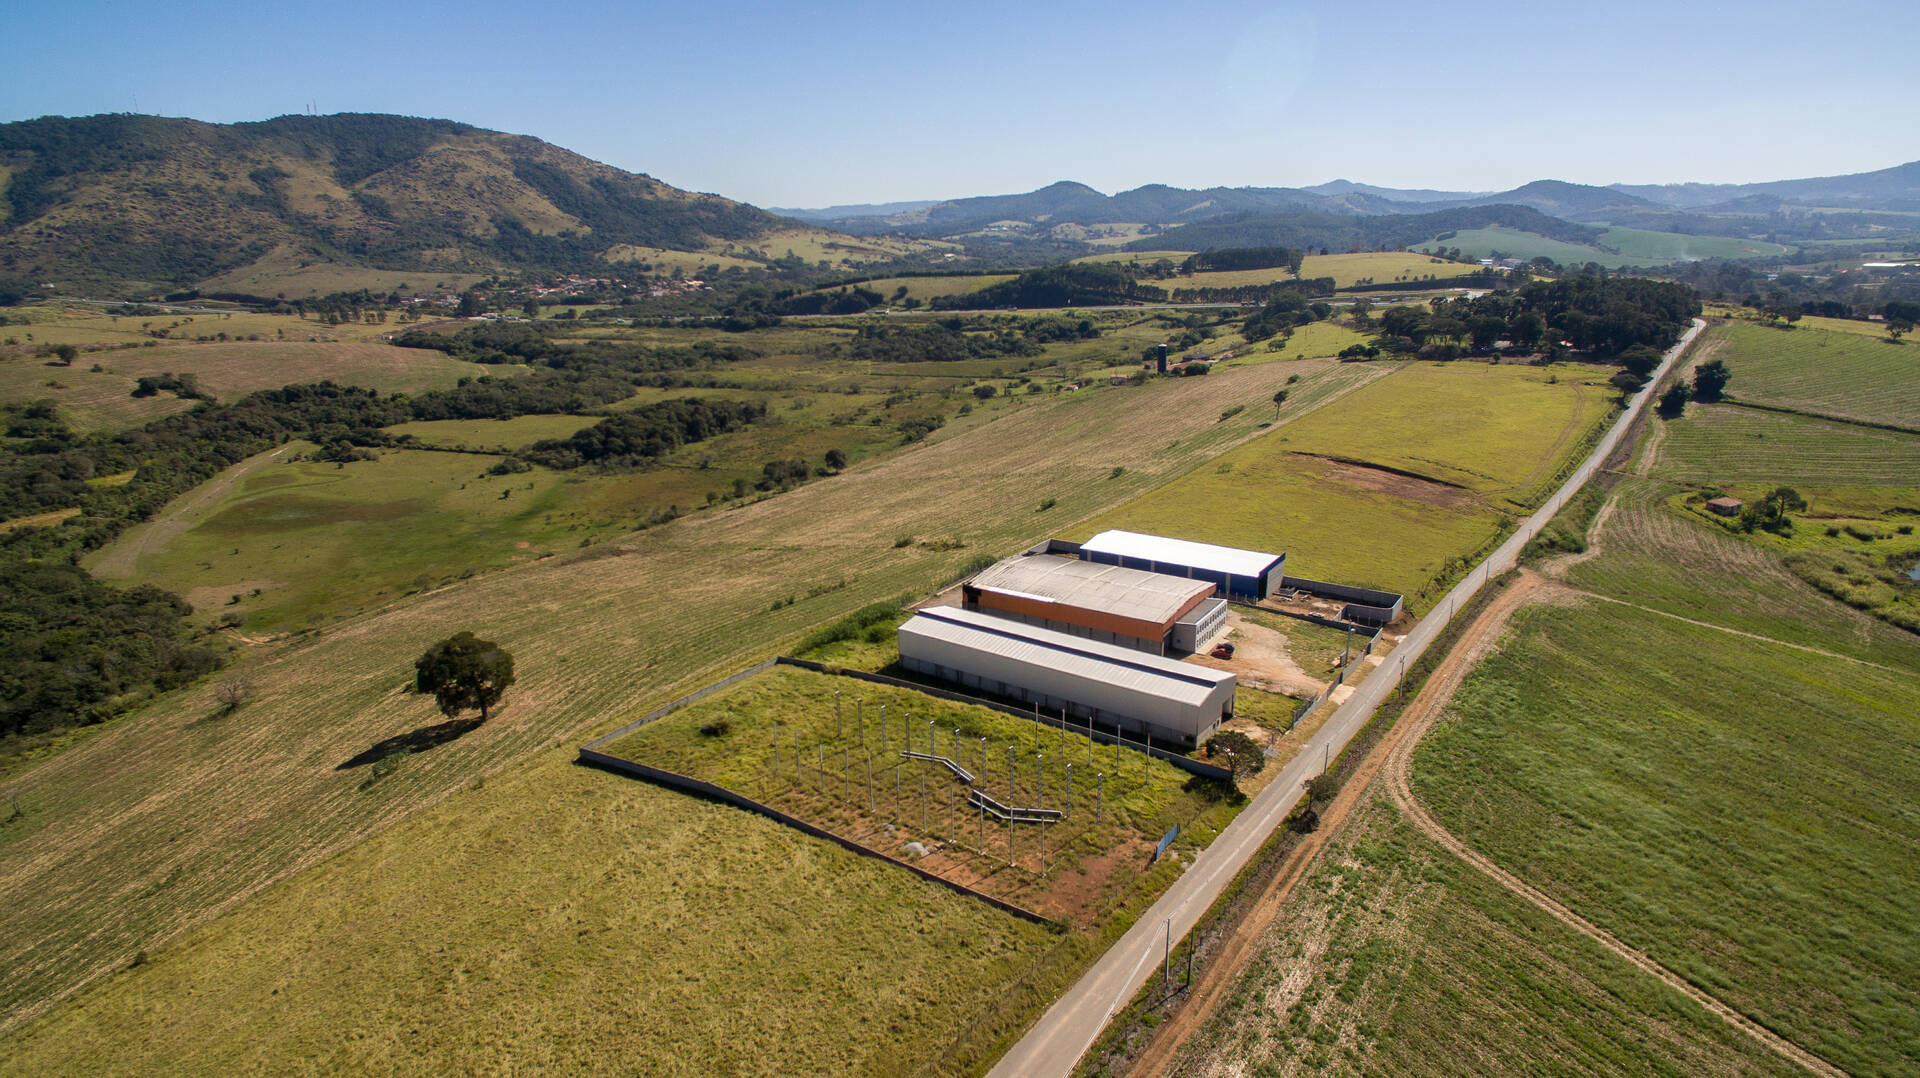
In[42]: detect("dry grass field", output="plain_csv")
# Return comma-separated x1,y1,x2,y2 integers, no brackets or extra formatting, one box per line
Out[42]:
0,355,1359,1067
0,341,496,433
195,246,490,298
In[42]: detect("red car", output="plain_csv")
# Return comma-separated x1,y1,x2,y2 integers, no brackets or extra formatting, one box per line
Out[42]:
1210,642,1235,660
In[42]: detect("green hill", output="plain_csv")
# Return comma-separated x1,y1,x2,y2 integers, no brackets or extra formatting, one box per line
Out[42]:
0,113,791,293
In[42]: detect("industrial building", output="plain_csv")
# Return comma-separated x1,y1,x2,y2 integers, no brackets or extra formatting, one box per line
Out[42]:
897,606,1236,748
962,555,1228,655
1078,530,1286,601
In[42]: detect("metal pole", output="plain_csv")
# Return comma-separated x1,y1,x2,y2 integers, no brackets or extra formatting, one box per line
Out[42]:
1036,753,1044,808
1008,812,1014,867
881,703,887,751
1163,918,1171,990
1065,763,1073,815
927,720,934,756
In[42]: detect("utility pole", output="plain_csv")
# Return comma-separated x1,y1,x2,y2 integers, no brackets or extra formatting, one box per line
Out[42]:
1163,918,1171,990
1036,752,1044,808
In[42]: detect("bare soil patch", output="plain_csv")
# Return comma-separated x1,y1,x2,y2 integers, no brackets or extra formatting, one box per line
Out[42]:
1313,455,1475,509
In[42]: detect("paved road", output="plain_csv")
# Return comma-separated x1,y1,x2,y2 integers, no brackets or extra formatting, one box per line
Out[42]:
986,318,1707,1078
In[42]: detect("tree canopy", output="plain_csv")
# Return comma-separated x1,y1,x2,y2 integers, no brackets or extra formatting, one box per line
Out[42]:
414,632,516,723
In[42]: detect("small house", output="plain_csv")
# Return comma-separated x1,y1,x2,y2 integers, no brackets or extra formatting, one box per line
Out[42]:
1706,497,1744,516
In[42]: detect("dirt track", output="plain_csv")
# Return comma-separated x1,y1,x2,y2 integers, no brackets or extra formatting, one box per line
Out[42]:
1133,567,1847,1078
1378,576,1847,1078
1124,573,1549,1078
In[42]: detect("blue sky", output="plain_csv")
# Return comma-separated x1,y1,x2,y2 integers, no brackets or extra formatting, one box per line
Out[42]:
4,0,1914,207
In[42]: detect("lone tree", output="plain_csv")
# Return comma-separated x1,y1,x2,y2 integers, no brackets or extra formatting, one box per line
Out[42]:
1205,729,1266,781
1271,388,1289,417
1692,359,1731,402
415,632,515,723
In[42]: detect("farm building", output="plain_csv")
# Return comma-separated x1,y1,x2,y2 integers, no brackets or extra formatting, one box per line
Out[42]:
963,555,1228,655
1707,497,1744,516
1078,530,1286,601
897,606,1236,748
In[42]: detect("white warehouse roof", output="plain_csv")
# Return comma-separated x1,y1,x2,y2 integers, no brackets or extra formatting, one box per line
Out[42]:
898,606,1232,708
1080,530,1282,578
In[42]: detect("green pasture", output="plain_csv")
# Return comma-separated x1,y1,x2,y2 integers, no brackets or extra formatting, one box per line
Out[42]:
1705,322,1920,429
1069,448,1505,599
1568,480,1920,667
603,666,1237,914
1302,251,1480,288
1414,227,1618,268
1218,321,1376,366
1263,360,1611,501
1175,797,1799,1078
1596,228,1793,262
1072,360,1606,599
1656,403,1920,490
84,445,631,632
1415,580,1920,1076
850,274,1015,303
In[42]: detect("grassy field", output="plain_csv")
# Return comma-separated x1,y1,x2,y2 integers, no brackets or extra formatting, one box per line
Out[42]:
83,443,648,633
0,354,1354,1062
0,751,1060,1078
1302,251,1481,289
1220,320,1371,364
1596,228,1793,263
0,302,404,354
851,274,1016,303
1168,797,1800,1078
1071,361,1612,598
1414,571,1920,1075
1702,322,1920,429
194,246,489,299
0,340,496,434
1656,403,1920,490
385,413,602,450
602,666,1241,923
1413,227,1619,268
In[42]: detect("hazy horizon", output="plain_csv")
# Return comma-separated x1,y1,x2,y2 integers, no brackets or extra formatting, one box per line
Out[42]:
4,0,1914,207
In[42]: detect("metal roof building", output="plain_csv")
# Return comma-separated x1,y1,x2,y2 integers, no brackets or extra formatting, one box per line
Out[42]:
1078,530,1286,601
897,605,1235,747
962,555,1225,654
